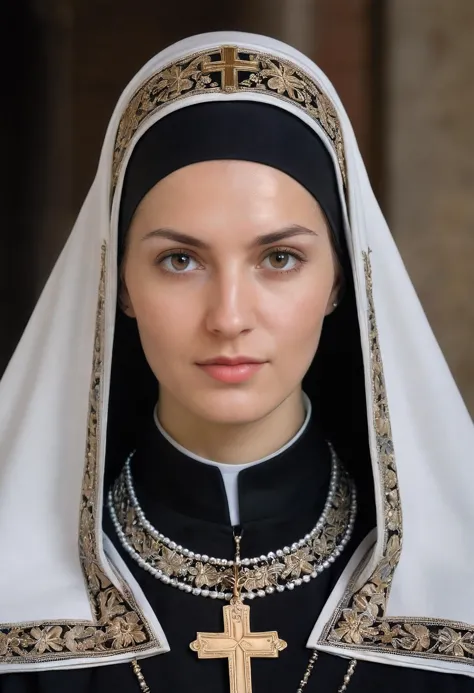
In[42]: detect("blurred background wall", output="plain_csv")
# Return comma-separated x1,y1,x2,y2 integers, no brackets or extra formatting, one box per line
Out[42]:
3,0,473,414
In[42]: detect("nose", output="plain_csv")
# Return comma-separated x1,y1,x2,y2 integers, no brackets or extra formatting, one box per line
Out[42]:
204,267,256,339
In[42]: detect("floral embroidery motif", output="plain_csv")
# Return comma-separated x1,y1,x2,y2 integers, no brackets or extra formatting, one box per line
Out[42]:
188,562,221,588
282,548,315,579
0,244,159,662
241,564,285,592
157,548,189,577
321,251,474,667
112,45,346,191
110,459,354,599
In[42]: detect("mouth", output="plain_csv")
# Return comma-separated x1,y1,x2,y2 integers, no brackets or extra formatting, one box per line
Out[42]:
197,356,266,367
195,357,267,384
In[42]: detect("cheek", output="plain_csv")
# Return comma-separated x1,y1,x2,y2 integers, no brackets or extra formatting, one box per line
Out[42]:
264,279,331,345
126,275,196,364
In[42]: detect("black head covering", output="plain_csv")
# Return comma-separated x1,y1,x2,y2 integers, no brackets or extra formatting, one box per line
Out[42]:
107,99,373,528
118,101,346,265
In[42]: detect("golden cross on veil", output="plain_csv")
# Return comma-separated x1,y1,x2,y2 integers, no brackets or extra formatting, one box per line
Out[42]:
201,46,260,91
190,536,287,693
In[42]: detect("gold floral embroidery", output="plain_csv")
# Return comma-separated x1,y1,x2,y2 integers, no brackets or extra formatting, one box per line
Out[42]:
110,460,354,598
112,45,346,192
320,251,474,666
282,548,315,579
0,244,159,662
241,564,284,592
156,548,189,577
333,610,380,645
188,562,221,588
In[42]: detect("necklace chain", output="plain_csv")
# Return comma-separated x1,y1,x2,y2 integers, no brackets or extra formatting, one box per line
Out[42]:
109,445,357,601
130,651,358,692
117,444,358,691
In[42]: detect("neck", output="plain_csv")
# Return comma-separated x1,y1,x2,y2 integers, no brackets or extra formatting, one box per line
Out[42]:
156,389,306,464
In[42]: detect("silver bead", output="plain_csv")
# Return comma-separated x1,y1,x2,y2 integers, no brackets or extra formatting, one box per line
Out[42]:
192,588,201,596
257,590,265,598
201,589,209,598
201,554,209,562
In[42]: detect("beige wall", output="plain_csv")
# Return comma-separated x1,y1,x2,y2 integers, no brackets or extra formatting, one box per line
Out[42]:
387,0,474,414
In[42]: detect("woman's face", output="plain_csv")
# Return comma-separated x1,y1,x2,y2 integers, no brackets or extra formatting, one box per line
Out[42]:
122,160,339,426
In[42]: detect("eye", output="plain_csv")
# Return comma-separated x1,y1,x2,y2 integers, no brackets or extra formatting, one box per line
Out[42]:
262,250,301,272
159,252,201,273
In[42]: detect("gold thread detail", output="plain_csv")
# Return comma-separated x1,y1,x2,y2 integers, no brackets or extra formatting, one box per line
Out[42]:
111,45,346,193
110,454,354,596
320,251,474,666
0,243,159,662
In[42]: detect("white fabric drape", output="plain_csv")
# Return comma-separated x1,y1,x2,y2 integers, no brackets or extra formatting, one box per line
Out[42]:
0,32,472,676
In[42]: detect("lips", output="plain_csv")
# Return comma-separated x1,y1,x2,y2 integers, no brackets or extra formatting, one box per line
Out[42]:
197,356,265,367
196,357,267,384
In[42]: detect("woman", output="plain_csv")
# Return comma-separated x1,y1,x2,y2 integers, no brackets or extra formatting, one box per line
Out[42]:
0,31,473,693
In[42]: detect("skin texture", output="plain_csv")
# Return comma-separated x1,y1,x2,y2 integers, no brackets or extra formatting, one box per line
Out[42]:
121,160,340,463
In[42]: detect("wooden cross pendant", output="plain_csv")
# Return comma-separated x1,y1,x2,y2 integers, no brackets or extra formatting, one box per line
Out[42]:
190,599,287,693
201,46,260,91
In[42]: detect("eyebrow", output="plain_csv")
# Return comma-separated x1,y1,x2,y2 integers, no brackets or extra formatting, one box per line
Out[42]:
141,224,318,249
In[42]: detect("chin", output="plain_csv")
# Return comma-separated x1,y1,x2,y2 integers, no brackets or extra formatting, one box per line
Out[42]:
189,388,278,426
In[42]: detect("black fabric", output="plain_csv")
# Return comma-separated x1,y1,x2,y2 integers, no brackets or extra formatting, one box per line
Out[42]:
1,419,472,692
132,412,331,528
118,101,345,265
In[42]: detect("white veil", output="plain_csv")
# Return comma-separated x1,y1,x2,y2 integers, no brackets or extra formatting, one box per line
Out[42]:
0,31,473,677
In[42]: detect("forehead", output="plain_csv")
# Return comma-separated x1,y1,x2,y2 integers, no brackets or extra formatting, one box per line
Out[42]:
133,160,323,228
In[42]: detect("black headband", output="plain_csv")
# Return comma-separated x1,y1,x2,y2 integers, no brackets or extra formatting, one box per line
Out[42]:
118,101,346,261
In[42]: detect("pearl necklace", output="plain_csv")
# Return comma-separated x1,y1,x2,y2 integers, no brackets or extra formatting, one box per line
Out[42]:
109,444,357,601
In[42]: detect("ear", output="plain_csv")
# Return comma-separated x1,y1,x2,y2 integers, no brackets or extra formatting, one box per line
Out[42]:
325,281,341,317
118,281,136,318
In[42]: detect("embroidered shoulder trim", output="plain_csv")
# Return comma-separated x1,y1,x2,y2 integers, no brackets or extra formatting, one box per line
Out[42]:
111,45,346,192
320,251,474,667
0,244,160,663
